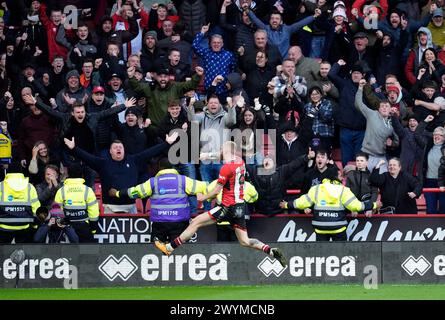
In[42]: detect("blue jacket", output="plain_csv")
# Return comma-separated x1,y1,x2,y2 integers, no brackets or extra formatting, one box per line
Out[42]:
72,142,168,205
248,11,315,59
327,63,366,131
192,32,236,95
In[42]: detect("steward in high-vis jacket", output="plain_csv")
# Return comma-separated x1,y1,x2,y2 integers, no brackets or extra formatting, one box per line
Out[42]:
0,163,40,243
280,171,378,241
110,158,207,243
54,164,99,243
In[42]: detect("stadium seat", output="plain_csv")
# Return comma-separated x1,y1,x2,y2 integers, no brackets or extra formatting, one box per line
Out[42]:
94,182,102,197
331,148,341,162
98,198,105,215
416,194,426,214
135,199,144,214
335,161,343,171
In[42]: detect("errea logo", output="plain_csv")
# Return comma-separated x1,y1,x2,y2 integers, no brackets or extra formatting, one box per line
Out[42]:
401,255,445,277
99,255,138,281
258,256,356,278
257,257,287,277
402,255,431,276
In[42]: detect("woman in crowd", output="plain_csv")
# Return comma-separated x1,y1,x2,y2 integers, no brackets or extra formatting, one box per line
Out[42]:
303,86,334,153
28,140,62,185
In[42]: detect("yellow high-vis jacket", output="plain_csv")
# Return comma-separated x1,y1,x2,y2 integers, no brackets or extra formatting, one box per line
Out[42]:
117,169,208,199
290,179,376,235
117,169,208,222
0,173,40,231
55,178,99,227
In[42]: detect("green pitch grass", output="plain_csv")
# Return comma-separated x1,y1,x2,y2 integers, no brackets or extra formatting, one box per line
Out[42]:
1,284,445,300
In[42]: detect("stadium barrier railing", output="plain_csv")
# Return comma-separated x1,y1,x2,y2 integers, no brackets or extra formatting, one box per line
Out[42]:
96,188,445,217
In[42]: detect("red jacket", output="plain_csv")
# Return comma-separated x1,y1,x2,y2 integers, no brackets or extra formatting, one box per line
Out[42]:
405,48,445,85
352,0,388,20
39,3,69,62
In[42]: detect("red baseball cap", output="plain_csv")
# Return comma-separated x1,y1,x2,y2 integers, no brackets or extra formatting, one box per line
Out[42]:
386,85,400,95
92,86,105,94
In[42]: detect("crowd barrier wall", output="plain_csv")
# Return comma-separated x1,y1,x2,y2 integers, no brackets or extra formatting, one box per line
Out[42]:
1,242,444,288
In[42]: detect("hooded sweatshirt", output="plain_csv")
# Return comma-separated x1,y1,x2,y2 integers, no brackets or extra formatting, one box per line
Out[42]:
405,27,435,85
187,104,237,156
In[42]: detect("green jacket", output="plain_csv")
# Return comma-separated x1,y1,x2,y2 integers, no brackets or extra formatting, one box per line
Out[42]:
129,74,201,127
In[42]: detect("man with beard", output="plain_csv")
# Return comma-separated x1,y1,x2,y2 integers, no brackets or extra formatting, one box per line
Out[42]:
98,41,128,87
245,6,321,59
79,59,95,93
312,61,339,104
140,31,164,74
373,29,409,87
300,149,339,195
105,72,136,123
55,70,88,113
429,8,445,47
127,64,203,128
116,107,155,155
86,86,121,154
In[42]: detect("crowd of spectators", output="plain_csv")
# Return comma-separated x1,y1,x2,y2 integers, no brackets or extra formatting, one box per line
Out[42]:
1,0,445,229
